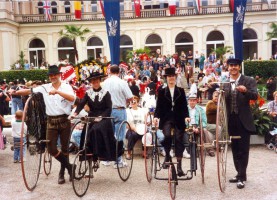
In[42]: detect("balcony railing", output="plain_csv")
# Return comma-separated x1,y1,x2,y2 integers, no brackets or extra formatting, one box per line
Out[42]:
13,2,276,24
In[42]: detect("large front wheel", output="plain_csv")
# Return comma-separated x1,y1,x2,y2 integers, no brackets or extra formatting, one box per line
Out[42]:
116,121,133,181
144,115,154,182
216,92,229,192
20,96,43,191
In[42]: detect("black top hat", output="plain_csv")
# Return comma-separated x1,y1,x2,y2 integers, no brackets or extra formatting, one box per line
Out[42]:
164,68,176,76
227,58,242,65
87,71,107,81
48,65,62,75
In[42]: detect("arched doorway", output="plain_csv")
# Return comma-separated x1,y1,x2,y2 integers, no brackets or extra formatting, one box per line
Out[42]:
120,35,133,62
57,37,75,64
87,36,103,60
206,30,225,57
175,32,194,56
29,38,45,68
145,34,163,56
243,28,258,60
64,0,71,13
51,1,57,14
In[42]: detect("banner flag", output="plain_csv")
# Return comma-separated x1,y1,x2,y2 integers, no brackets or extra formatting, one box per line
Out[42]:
229,0,234,12
168,0,176,15
134,0,141,17
194,0,201,14
74,1,82,20
100,0,105,17
43,0,52,21
233,0,247,60
104,0,120,65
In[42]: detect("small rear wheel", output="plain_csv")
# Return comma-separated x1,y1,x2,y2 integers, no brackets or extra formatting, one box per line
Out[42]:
72,150,91,197
116,121,133,181
144,116,154,182
168,164,177,200
43,149,52,176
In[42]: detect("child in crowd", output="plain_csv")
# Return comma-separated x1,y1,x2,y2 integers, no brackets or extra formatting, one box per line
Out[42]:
11,110,26,163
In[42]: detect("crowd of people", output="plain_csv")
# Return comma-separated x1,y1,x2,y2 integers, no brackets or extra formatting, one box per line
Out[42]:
0,50,276,191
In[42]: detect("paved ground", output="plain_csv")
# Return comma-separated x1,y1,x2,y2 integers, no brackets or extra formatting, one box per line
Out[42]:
0,143,276,200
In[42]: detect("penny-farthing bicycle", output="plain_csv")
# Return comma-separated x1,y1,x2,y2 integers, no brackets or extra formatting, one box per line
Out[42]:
71,117,134,197
214,82,240,192
143,110,206,200
20,93,49,191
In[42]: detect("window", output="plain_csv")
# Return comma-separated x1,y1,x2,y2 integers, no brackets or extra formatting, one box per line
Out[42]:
206,31,225,57
87,37,104,60
175,32,194,56
64,0,71,13
243,28,258,60
202,0,208,6
216,0,222,5
145,34,163,56
120,35,133,62
51,1,57,14
58,37,75,63
187,0,193,7
38,2,44,14
29,38,46,68
91,0,97,12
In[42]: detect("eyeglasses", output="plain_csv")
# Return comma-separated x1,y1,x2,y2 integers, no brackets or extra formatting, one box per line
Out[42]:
131,101,137,104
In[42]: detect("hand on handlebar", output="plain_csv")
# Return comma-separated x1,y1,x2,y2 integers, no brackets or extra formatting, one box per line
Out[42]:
185,117,191,123
153,118,159,127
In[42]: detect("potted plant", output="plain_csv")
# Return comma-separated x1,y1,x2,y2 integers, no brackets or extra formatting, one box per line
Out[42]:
250,95,276,144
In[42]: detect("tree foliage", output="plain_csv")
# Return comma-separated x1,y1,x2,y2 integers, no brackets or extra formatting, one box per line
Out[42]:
266,22,277,40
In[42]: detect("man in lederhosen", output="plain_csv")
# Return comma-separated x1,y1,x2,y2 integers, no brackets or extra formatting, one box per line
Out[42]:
224,58,258,189
11,65,75,184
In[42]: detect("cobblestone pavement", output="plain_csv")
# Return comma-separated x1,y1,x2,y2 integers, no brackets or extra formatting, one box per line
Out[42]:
0,145,276,200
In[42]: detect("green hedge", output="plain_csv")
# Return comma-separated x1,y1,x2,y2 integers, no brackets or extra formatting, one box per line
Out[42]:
244,60,277,79
0,70,48,83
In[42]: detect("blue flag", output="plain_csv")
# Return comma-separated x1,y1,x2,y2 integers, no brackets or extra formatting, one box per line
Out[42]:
233,0,247,60
104,0,120,65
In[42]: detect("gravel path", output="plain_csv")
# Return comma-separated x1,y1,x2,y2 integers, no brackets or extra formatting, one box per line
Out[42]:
0,144,276,200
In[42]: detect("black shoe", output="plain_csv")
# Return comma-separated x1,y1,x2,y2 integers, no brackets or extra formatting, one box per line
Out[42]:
237,180,245,189
229,177,239,183
177,160,185,177
68,164,76,182
162,155,171,169
58,173,65,184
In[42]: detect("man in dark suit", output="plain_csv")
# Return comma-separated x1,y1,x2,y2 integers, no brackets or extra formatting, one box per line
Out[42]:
154,68,190,177
223,58,258,189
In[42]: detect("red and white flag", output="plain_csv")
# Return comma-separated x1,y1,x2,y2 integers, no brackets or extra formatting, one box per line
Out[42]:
99,0,105,17
134,0,141,17
168,0,176,15
229,0,235,12
60,65,77,84
43,0,51,21
194,0,201,14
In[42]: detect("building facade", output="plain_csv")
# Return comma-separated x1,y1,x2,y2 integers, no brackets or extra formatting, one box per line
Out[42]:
0,0,276,70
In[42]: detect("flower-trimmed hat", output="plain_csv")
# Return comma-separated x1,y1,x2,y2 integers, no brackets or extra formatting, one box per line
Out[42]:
48,65,62,75
86,67,107,81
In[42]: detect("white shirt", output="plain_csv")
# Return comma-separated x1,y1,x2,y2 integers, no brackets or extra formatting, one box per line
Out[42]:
230,74,241,91
103,75,133,108
189,83,197,96
12,119,27,138
169,58,176,66
33,83,75,116
127,108,147,135
189,107,196,125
